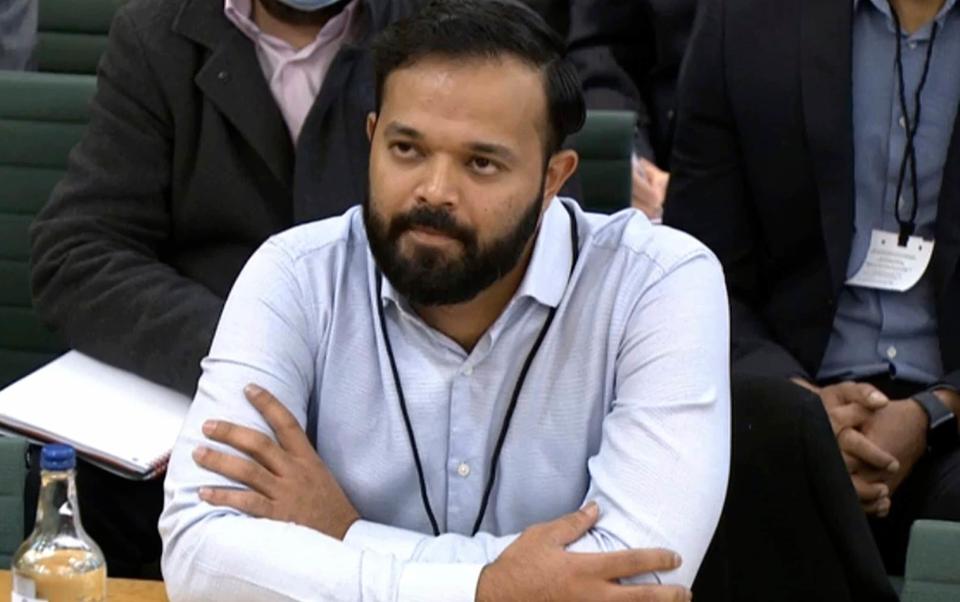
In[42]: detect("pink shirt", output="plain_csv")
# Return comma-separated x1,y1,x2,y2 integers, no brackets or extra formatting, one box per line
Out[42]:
224,0,361,143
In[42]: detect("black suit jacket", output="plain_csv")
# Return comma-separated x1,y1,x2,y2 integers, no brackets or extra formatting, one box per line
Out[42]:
664,0,960,391
29,0,419,395
566,0,697,164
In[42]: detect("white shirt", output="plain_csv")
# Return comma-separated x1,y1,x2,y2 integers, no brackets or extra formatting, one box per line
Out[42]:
160,198,731,601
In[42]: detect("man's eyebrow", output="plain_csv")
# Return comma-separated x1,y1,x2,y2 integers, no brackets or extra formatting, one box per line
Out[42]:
383,122,423,139
466,142,517,162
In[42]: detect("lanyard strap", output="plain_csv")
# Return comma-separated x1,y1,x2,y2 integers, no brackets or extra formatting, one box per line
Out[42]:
375,200,580,536
888,2,940,245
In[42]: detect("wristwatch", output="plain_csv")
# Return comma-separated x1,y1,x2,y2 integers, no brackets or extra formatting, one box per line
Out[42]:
912,390,959,455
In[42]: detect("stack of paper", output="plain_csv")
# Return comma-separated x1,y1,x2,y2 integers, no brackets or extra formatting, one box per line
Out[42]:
0,351,191,480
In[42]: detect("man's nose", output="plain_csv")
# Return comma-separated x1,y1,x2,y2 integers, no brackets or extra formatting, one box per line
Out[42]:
415,155,461,207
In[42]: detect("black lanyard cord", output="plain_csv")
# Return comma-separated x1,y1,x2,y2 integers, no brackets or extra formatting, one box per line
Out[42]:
889,3,940,244
375,200,580,537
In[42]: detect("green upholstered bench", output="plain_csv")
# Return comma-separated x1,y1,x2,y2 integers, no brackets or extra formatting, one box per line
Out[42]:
900,520,960,602
0,71,96,389
36,0,126,74
0,435,29,566
568,110,636,214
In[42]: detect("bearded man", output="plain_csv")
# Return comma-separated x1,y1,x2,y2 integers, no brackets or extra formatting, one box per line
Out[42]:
28,0,417,578
159,1,730,600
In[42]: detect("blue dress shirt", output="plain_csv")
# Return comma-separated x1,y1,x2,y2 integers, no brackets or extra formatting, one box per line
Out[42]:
819,0,960,384
159,198,730,601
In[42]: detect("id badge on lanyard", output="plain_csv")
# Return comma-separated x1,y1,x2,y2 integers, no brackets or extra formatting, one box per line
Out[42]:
846,229,934,292
848,5,939,293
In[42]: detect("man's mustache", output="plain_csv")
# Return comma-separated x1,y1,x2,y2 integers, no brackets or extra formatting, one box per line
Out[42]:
389,207,476,247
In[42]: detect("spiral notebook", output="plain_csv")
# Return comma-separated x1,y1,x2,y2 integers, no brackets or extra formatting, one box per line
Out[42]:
0,351,191,480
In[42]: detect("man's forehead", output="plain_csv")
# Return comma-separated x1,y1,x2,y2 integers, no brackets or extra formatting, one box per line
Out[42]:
379,55,549,147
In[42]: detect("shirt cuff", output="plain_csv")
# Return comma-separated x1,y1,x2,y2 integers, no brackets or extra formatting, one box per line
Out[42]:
344,519,427,559
398,562,484,602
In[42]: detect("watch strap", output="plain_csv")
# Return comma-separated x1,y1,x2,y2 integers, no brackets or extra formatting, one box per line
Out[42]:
912,390,959,454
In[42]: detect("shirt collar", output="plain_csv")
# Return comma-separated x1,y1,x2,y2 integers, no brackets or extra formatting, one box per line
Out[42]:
376,197,576,311
224,0,360,51
855,0,958,29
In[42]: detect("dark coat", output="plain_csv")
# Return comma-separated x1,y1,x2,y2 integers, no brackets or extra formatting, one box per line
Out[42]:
665,0,960,392
566,0,697,164
29,0,420,395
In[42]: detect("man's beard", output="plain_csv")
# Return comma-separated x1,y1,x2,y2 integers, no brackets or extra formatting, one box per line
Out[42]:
364,184,546,307
258,0,351,27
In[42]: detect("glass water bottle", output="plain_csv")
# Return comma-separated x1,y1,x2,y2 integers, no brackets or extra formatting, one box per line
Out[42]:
11,444,106,602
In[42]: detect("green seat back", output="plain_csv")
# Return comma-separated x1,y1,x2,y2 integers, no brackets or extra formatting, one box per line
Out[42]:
568,110,636,214
901,520,960,602
36,0,126,74
0,71,96,389
0,436,29,567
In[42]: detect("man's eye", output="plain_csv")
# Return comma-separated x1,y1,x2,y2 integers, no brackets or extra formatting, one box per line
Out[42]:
469,157,500,175
390,143,419,158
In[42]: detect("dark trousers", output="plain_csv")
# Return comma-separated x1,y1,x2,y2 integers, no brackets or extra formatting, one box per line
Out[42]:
859,375,960,576
24,447,164,579
693,374,898,602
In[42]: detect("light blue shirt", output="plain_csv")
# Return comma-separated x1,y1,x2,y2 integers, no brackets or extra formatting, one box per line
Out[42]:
160,199,730,601
819,0,960,384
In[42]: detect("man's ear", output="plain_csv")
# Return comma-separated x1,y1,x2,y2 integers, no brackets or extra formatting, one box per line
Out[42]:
542,149,579,201
366,112,378,142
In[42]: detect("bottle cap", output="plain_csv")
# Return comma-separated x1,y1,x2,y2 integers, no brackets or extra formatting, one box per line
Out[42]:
41,443,76,471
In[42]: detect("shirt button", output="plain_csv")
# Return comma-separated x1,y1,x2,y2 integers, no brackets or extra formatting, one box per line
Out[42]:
899,115,907,129
908,41,918,50
462,366,473,376
457,462,471,477
886,346,898,360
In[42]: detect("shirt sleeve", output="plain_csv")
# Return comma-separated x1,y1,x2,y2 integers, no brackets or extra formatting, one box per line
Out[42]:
159,239,483,602
344,248,731,589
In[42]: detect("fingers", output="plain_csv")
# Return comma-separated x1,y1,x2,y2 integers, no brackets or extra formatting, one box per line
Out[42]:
538,502,600,547
833,382,889,410
828,402,875,433
851,472,889,504
862,495,892,518
576,547,682,580
639,157,669,190
605,583,692,602
244,384,314,457
193,446,277,494
841,450,862,473
201,419,287,475
837,428,899,472
198,486,276,519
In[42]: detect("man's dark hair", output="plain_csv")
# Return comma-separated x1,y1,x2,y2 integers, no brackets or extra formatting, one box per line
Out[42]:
371,0,586,157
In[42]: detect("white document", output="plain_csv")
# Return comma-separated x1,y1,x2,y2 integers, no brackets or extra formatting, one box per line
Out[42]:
846,229,934,292
0,351,191,480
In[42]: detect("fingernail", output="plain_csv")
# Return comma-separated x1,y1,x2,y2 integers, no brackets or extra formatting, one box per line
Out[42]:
887,460,900,472
192,446,207,461
878,485,889,498
583,501,599,517
868,391,888,403
244,383,263,397
198,487,211,499
673,552,683,568
202,420,216,435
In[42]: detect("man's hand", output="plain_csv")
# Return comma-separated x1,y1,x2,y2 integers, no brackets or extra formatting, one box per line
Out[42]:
193,384,360,540
476,503,691,602
857,400,928,499
791,378,899,514
632,156,669,220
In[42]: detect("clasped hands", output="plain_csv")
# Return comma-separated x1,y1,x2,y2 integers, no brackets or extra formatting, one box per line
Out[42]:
192,384,692,601
792,379,928,517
